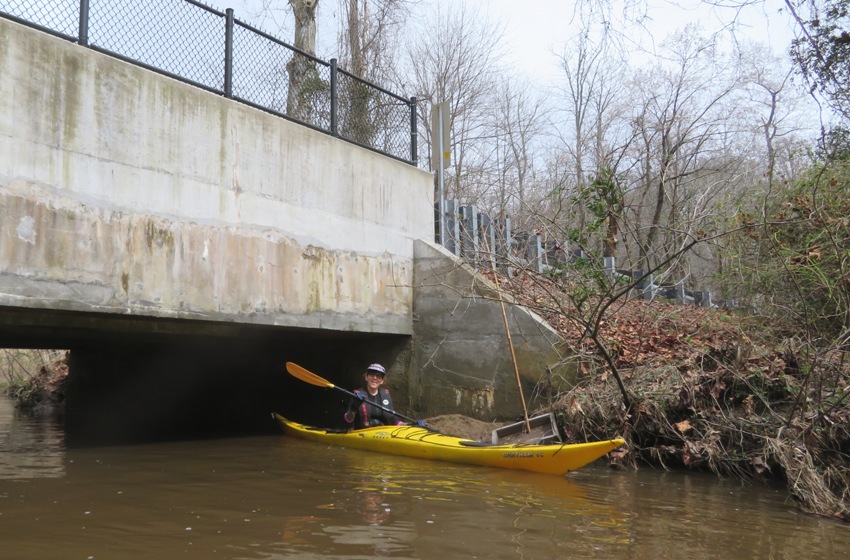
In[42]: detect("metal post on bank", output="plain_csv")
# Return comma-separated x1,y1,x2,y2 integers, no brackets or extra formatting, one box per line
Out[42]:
431,102,450,248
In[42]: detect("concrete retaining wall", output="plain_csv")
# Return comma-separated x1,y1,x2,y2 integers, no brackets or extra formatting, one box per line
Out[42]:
0,17,433,335
409,240,576,420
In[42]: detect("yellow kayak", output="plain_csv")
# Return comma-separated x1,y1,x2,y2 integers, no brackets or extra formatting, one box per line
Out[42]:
273,413,624,475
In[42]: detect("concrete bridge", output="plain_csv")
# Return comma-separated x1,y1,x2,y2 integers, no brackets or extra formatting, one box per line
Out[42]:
0,16,571,444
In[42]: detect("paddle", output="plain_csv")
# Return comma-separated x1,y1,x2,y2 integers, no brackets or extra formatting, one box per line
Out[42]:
285,361,428,427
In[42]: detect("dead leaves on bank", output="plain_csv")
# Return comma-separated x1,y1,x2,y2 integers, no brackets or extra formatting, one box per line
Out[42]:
490,269,742,369
488,269,850,521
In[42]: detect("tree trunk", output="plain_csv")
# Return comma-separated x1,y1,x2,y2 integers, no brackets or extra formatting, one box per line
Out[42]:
603,209,620,258
347,0,364,77
287,0,321,122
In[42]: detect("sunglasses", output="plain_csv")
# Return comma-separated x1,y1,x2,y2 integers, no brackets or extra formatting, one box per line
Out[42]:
366,371,385,378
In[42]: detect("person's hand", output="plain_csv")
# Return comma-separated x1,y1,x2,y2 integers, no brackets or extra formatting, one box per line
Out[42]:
396,421,405,426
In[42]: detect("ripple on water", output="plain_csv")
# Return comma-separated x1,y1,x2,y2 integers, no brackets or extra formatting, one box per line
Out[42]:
2,400,850,560
0,397,65,480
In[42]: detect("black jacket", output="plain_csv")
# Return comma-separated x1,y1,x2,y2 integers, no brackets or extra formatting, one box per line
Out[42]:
345,388,399,427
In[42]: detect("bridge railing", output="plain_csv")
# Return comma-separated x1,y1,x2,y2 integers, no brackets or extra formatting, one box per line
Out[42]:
0,0,418,165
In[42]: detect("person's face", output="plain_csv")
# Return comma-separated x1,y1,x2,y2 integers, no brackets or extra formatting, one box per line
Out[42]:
365,370,385,391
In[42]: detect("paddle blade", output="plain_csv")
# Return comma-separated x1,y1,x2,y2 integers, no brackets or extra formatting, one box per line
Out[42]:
285,362,336,389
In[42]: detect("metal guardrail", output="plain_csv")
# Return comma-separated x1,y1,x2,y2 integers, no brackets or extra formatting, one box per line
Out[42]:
0,0,418,165
437,199,713,307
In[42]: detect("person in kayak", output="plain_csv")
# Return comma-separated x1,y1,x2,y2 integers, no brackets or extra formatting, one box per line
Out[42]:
343,363,404,427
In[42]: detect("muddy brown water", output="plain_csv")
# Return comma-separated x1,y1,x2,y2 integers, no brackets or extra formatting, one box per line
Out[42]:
1,396,849,559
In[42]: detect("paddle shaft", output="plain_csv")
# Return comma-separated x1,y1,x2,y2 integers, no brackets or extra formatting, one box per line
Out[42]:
334,384,421,425
285,362,424,426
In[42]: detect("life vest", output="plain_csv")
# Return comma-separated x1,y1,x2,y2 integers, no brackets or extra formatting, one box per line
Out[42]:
352,388,393,427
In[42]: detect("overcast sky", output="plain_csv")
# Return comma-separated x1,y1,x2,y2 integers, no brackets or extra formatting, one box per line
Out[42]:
212,0,799,84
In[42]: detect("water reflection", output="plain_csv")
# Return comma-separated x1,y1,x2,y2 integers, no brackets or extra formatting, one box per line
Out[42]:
304,451,631,559
577,467,850,559
0,396,64,479
1,396,849,560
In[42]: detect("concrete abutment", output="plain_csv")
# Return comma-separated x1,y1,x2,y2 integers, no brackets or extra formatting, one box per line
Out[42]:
0,16,575,442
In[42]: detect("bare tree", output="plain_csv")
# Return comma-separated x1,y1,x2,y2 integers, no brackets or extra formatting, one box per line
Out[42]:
286,0,321,122
337,0,413,80
333,0,414,145
551,24,635,260
405,3,505,203
738,41,808,186
626,26,743,276
478,78,548,230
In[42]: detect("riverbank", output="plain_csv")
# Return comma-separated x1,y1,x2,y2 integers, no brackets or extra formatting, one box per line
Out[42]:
0,349,67,417
500,270,850,522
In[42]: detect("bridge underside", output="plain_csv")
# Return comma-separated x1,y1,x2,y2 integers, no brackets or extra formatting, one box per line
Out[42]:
0,306,411,446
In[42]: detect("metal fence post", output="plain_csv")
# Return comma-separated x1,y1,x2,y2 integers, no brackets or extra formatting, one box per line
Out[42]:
459,205,479,260
330,58,338,136
604,256,616,277
224,9,234,98
78,0,89,46
530,234,544,273
675,282,686,305
444,199,460,256
643,273,655,300
409,97,418,165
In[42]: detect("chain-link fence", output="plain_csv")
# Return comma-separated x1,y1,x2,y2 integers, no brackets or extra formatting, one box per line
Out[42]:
0,0,418,164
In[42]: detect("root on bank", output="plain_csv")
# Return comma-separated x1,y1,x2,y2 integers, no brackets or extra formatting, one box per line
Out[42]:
551,340,850,522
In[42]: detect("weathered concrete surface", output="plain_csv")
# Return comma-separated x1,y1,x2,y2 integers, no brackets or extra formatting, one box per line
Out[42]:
0,18,575,432
0,17,433,336
408,240,576,420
